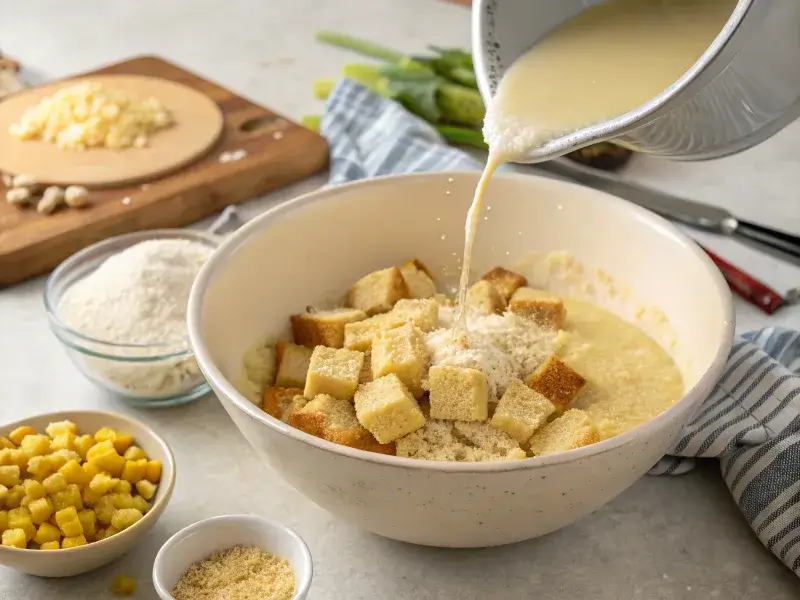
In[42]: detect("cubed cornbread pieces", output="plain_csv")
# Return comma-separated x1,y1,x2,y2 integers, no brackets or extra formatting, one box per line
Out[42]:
343,299,439,352
527,409,599,456
466,280,507,315
428,365,489,422
242,336,277,389
399,259,437,299
289,394,394,454
355,374,426,443
346,266,407,316
371,324,429,398
304,346,364,401
526,354,586,412
291,308,367,348
262,387,307,422
491,378,555,443
482,266,527,301
509,287,566,330
275,342,313,388
397,420,525,462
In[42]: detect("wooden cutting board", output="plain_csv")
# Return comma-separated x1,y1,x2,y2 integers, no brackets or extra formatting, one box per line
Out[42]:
0,55,329,286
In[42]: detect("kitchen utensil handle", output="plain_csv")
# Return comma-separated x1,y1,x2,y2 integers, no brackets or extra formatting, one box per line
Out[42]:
701,245,784,314
734,220,800,262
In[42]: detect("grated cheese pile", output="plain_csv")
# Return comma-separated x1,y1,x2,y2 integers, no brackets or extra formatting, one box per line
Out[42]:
10,81,172,150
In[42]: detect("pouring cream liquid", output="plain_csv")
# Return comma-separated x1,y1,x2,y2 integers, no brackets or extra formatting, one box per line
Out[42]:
454,0,736,324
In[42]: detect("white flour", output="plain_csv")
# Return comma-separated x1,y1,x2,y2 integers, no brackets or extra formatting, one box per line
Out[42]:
58,239,213,399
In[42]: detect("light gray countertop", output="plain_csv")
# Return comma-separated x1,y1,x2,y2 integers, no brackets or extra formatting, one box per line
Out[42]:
2,1,800,598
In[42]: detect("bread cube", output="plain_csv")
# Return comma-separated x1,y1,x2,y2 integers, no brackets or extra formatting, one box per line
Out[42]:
8,507,35,540
7,449,28,469
55,506,83,537
121,459,147,484
135,480,157,501
86,440,125,476
34,522,61,545
466,280,507,315
94,427,117,443
359,351,373,384
62,534,88,548
389,298,439,332
509,288,566,330
111,493,136,510
19,434,51,458
399,259,437,299
242,335,277,390
113,479,131,495
525,354,586,411
343,315,397,351
77,509,96,538
2,528,26,548
123,446,147,462
491,378,556,443
111,508,143,531
42,473,67,495
144,460,162,484
371,324,429,397
59,459,91,485
50,432,76,452
291,308,368,348
49,449,80,471
51,484,83,512
9,426,36,446
481,266,527,301
0,465,20,488
289,394,394,455
113,434,134,455
22,479,45,500
73,434,95,459
262,387,306,422
0,484,7,507
40,541,60,550
527,409,600,456
355,375,426,443
94,496,115,525
428,365,489,422
0,437,15,450
45,420,78,438
275,341,313,388
5,486,23,509
26,456,54,480
28,497,54,525
132,495,150,515
303,346,364,401
0,509,7,531
346,266,407,315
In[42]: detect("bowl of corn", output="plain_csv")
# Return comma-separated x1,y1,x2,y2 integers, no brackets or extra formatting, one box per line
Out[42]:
0,410,175,577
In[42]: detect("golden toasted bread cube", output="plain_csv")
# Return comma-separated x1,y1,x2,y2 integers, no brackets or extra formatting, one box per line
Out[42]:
28,497,54,525
359,351,373,384
61,534,88,548
82,487,103,507
355,374,426,443
0,485,7,506
121,459,147,484
94,496,115,525
51,484,83,512
466,280,507,315
22,479,45,501
40,541,60,550
113,434,134,455
34,522,61,545
527,409,599,456
346,266,407,316
86,440,125,477
144,460,161,484
49,449,80,470
304,346,364,401
491,378,556,443
77,509,96,538
291,308,368,349
111,508,143,531
135,479,157,501
343,314,396,351
42,473,67,496
88,473,118,495
242,335,277,390
50,432,76,452
8,507,35,541
5,486,23,509
8,449,28,470
19,434,51,458
26,456,54,480
73,435,95,460
55,505,83,537
428,365,489,422
0,465,20,488
453,422,528,461
0,438,14,451
59,459,91,485
371,324,429,398
94,427,118,443
262,387,307,422
433,293,454,307
399,259,437,299
275,341,313,388
2,528,26,548
9,426,36,447
114,479,132,495
132,495,150,515
389,298,439,332
526,354,586,412
509,288,566,329
481,267,527,301
45,420,78,438
123,446,147,462
289,394,395,455
111,493,136,510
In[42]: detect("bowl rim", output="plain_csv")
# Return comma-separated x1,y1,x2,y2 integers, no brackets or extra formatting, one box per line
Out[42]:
44,228,220,359
151,513,313,600
187,170,735,473
0,409,176,556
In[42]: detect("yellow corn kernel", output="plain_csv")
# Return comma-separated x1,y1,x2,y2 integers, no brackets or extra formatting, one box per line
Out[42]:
113,479,132,495
131,495,149,514
112,434,134,455
9,426,36,446
0,466,20,488
0,449,12,466
0,438,15,450
73,435,94,459
23,479,45,501
94,496,115,525
59,459,91,485
8,507,35,541
134,480,157,501
45,420,78,438
28,497,55,525
42,473,68,495
111,508,143,531
34,522,61,545
20,495,32,508
40,541,60,550
94,428,117,444
82,487,103,506
2,528,26,548
110,493,135,510
51,484,83,512
112,575,137,596
77,509,96,538
26,456,55,480
0,510,7,532
144,460,162,484
50,432,76,452
83,461,100,479
61,534,87,548
19,435,51,458
54,506,83,537
89,473,118,495
122,446,147,461
6,486,24,509
87,441,125,477
49,449,81,468
121,459,147,484
8,449,28,470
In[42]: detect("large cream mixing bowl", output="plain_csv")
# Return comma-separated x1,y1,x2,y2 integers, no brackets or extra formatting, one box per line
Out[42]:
187,172,734,548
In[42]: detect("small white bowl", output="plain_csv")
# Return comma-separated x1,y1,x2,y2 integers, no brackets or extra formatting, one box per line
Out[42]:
152,514,313,600
0,410,176,577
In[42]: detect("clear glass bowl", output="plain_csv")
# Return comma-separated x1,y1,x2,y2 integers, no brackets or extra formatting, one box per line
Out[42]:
44,229,219,408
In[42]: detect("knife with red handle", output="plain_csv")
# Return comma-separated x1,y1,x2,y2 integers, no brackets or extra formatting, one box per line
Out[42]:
700,246,785,314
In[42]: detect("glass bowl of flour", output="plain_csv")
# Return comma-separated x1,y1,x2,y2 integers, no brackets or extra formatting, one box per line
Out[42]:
44,229,219,407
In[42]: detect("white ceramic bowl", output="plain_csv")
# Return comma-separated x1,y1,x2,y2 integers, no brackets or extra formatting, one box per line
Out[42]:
152,514,313,600
187,171,734,548
0,411,176,577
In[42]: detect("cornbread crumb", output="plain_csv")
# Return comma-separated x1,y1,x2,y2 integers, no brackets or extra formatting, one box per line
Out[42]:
304,346,364,401
397,419,525,462
491,378,555,442
509,288,566,330
171,545,295,600
526,354,586,412
428,365,488,422
390,298,440,332
371,323,429,397
355,374,426,443
291,308,367,348
481,266,527,300
275,342,312,388
527,409,599,456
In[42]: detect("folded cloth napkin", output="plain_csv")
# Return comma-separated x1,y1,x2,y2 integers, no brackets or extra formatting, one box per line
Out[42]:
322,79,800,576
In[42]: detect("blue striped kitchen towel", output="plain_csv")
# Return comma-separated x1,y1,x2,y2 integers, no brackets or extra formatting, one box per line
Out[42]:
321,78,800,576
